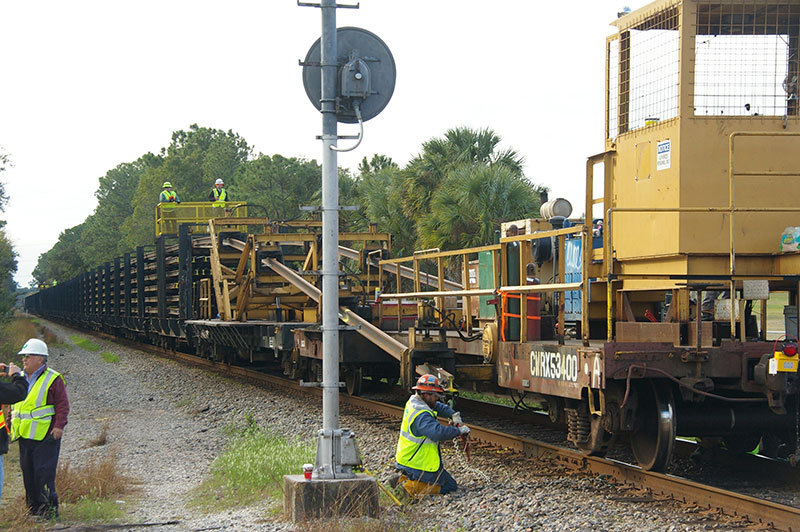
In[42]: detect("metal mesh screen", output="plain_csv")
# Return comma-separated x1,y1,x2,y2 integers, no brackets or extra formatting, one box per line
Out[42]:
694,2,800,117
608,38,620,138
610,5,681,137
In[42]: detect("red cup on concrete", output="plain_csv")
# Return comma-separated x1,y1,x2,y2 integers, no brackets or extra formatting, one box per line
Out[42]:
303,463,314,480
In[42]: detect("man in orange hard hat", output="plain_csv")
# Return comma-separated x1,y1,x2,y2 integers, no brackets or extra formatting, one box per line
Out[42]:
394,374,469,494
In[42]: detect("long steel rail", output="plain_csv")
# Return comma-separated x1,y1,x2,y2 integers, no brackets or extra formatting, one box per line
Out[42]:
148,346,800,532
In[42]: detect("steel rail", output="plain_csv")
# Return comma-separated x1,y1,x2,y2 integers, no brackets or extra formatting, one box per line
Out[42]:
150,348,800,532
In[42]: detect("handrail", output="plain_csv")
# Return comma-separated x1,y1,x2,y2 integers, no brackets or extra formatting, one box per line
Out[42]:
154,201,248,237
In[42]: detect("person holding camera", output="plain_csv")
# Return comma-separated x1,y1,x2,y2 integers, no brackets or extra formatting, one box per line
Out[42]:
11,339,69,518
0,360,27,503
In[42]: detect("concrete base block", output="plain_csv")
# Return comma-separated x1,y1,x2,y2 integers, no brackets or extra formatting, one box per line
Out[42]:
283,473,378,522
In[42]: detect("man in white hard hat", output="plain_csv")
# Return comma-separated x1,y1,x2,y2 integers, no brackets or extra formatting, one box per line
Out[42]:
208,178,229,207
11,338,70,518
0,360,26,503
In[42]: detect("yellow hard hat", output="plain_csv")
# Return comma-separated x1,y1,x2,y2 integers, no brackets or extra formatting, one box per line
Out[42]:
163,181,172,188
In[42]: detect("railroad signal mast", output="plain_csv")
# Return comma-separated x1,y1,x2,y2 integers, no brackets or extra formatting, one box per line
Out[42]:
300,0,396,479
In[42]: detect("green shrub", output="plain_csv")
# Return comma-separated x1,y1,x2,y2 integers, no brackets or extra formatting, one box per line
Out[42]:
191,418,315,510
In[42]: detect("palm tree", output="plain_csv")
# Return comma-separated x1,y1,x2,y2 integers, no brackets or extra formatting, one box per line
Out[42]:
401,127,525,222
418,164,542,251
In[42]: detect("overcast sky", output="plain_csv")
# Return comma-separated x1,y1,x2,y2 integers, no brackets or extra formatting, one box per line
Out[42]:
0,1,650,287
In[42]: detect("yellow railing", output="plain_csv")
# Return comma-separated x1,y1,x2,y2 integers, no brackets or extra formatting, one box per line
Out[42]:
155,201,248,236
378,225,586,345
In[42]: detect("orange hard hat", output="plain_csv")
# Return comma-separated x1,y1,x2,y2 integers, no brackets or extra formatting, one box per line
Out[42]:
412,374,444,394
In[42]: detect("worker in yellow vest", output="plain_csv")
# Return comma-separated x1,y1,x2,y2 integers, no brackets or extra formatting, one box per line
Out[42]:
0,360,26,503
159,181,181,204
394,374,469,494
208,178,229,207
11,339,70,518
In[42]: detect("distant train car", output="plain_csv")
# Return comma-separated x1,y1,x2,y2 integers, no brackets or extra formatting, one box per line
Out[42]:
25,203,410,396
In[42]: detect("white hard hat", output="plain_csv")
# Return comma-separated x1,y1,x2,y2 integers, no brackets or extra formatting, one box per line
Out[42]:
215,178,224,185
18,338,48,357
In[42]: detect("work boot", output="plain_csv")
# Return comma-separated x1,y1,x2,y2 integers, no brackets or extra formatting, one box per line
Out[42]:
386,472,402,488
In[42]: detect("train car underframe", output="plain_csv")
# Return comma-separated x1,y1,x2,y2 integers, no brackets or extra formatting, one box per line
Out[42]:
496,329,800,470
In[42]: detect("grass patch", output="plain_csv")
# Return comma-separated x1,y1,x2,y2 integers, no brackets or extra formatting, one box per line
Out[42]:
0,494,45,532
295,515,447,532
0,448,133,530
40,326,58,346
69,334,101,352
458,390,518,408
87,425,109,448
100,351,120,363
175,395,194,408
190,417,315,511
57,452,133,503
60,498,124,522
0,316,37,363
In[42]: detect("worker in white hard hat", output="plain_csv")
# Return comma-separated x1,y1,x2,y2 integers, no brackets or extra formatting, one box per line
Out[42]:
0,358,26,504
12,338,70,518
208,178,229,208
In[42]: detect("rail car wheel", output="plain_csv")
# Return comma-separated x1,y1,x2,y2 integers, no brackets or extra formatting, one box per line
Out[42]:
630,381,676,471
344,365,363,396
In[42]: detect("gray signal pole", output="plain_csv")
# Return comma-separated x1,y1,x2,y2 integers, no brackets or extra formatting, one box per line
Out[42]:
285,4,393,516
318,0,340,478
299,0,395,481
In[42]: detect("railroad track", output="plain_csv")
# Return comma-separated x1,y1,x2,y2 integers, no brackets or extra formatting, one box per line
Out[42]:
137,345,800,532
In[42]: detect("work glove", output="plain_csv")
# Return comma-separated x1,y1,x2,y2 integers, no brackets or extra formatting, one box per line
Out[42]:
451,412,463,426
458,424,470,436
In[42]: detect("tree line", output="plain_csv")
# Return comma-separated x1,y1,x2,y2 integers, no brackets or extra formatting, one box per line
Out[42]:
0,148,18,315
33,124,545,285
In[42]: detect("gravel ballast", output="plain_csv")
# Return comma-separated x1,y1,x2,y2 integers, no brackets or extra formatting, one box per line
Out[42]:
40,319,760,531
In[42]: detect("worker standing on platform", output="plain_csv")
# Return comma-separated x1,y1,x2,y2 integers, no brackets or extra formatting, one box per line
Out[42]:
0,361,27,503
12,339,70,518
208,178,229,207
159,182,180,204
395,374,469,494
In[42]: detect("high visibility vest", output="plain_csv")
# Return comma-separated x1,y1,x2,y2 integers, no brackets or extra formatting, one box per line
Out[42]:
211,187,227,208
11,368,62,441
0,409,7,435
395,396,441,472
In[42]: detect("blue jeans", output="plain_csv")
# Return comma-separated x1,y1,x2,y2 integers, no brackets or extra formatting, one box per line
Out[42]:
0,453,4,503
396,462,458,494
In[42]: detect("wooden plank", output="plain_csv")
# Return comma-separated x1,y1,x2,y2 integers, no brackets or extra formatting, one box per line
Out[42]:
616,322,680,344
234,236,253,283
207,220,232,321
235,273,252,321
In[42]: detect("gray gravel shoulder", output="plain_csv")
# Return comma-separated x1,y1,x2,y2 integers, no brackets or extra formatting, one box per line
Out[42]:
45,320,755,532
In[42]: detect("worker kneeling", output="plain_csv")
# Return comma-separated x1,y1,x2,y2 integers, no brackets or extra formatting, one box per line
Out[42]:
395,374,469,495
